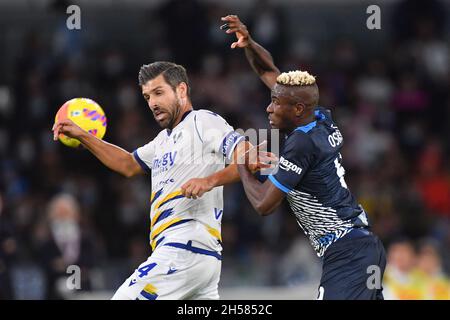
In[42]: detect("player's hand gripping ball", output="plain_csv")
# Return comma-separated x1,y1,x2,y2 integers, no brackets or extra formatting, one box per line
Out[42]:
54,98,107,148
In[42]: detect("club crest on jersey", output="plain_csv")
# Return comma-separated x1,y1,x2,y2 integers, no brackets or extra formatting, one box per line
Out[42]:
278,156,302,175
172,131,183,144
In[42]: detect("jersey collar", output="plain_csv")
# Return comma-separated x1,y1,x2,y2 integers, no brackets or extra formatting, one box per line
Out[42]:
294,108,325,133
166,110,193,136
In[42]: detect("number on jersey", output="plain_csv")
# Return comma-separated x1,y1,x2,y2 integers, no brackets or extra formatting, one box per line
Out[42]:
334,153,348,189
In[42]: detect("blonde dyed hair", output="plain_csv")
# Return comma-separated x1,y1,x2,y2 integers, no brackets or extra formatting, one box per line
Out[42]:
276,70,316,86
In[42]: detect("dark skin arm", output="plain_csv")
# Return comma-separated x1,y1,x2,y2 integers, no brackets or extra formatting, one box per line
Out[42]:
221,15,280,89
236,164,285,216
181,141,277,199
181,163,240,200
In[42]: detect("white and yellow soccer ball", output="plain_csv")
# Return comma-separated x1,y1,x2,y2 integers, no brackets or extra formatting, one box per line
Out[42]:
54,98,107,148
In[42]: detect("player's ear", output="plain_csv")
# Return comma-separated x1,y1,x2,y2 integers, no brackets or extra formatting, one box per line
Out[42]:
176,82,188,99
294,103,305,117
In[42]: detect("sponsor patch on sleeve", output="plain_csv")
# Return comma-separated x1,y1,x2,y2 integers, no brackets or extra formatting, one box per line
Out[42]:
278,156,303,175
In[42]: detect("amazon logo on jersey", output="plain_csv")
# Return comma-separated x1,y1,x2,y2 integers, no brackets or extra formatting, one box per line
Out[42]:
279,156,302,175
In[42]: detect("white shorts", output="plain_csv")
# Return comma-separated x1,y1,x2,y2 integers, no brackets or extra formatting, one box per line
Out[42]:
111,242,222,300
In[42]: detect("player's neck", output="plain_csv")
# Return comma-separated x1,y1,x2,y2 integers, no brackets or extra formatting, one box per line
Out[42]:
294,111,315,128
282,111,315,134
170,104,193,129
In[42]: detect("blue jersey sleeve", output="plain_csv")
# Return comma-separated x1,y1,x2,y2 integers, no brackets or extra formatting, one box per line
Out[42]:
269,132,316,193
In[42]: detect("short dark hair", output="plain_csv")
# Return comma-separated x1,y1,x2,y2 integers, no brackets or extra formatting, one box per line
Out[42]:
138,61,190,97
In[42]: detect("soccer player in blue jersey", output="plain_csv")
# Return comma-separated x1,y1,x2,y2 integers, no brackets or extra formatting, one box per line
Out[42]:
219,15,387,300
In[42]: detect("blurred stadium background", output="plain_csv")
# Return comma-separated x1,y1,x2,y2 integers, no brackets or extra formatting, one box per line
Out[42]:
0,0,449,300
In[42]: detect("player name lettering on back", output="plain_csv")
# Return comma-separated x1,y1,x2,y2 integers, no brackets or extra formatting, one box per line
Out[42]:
279,156,303,175
328,125,343,147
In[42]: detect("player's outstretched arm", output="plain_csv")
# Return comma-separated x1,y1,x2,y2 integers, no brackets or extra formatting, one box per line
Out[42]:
181,141,277,199
181,164,239,200
221,15,280,89
53,119,144,178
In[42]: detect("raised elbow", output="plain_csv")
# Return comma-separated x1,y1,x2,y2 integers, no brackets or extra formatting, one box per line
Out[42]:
123,164,141,178
122,153,143,178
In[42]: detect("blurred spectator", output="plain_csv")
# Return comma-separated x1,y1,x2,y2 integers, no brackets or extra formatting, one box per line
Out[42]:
0,193,17,299
158,0,210,72
392,73,430,114
391,0,447,42
245,0,286,61
383,238,423,299
33,193,98,299
276,236,321,286
356,59,393,108
415,140,450,217
413,239,450,299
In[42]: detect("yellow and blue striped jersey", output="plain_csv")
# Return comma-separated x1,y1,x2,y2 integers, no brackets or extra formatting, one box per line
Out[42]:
133,109,244,253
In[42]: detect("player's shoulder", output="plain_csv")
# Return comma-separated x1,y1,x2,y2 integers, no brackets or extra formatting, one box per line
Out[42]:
292,106,332,133
195,109,225,120
285,129,317,155
139,128,165,145
194,109,231,127
285,106,335,155
153,129,170,142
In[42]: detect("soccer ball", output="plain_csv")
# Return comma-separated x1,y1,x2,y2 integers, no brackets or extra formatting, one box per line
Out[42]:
55,98,107,148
